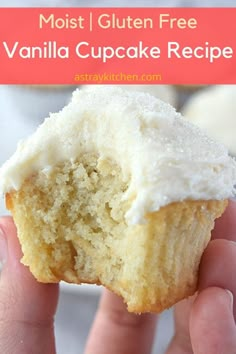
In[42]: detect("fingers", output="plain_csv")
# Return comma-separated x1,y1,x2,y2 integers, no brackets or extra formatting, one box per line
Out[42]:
85,289,157,354
189,238,236,354
199,239,236,319
165,296,195,354
0,217,59,354
212,200,236,241
167,214,236,354
190,287,236,354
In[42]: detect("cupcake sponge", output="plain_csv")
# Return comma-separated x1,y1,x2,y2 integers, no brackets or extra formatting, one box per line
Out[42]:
6,154,227,312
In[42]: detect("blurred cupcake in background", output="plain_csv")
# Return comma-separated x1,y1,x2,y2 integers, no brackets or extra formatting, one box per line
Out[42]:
182,85,236,157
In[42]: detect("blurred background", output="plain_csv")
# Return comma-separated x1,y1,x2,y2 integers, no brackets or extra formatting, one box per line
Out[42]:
0,0,236,353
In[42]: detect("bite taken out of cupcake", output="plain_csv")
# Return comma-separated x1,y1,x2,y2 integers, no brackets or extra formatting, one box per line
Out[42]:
0,86,235,313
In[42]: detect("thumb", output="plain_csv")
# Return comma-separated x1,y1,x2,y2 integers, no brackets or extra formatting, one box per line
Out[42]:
190,287,236,354
0,217,59,354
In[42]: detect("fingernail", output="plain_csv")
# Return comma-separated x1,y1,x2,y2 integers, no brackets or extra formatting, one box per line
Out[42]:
0,226,8,266
225,289,234,311
229,241,236,246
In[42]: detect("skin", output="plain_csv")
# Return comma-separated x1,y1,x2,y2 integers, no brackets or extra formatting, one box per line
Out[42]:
0,201,236,354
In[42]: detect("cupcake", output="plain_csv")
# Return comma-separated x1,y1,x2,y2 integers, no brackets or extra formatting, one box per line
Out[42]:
0,86,235,313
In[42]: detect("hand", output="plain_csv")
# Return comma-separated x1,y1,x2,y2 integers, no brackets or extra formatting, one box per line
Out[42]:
0,201,236,354
0,217,59,354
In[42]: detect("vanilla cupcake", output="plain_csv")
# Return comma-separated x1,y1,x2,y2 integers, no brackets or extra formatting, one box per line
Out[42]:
0,87,235,313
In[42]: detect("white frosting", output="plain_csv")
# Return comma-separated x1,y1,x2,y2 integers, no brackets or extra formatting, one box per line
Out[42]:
0,86,236,224
182,85,236,156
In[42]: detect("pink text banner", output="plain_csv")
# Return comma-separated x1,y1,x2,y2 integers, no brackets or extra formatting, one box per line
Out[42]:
0,7,235,84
